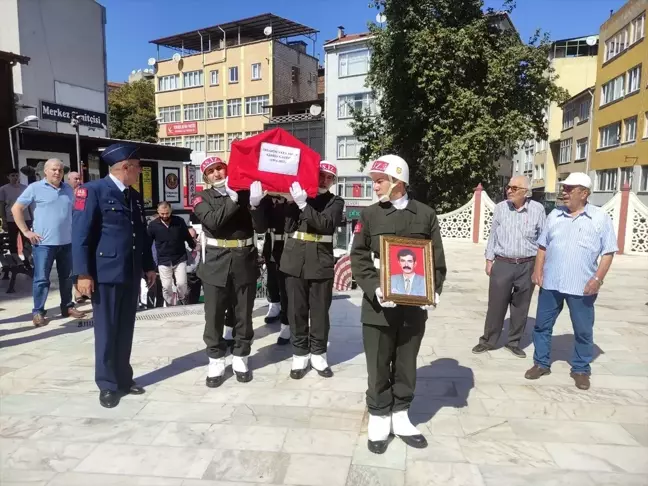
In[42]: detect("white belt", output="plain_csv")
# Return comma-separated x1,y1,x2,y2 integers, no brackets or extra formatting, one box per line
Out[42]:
287,231,333,243
374,258,380,269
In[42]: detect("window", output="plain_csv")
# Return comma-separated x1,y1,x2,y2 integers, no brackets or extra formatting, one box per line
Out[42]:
158,105,180,123
624,116,637,142
337,136,360,159
533,164,544,180
630,12,645,44
183,70,203,88
562,106,575,130
338,49,370,77
599,121,621,148
207,134,224,152
338,93,376,118
559,138,572,164
601,75,625,105
228,66,239,83
579,98,591,122
596,169,618,191
158,137,181,146
226,98,242,117
251,63,262,80
245,95,269,116
523,145,534,173
605,27,629,62
206,101,224,119
536,139,547,152
227,133,243,151
336,177,373,199
210,70,220,85
640,165,648,192
184,103,204,121
576,138,588,161
245,131,262,138
184,135,205,152
621,167,633,187
158,74,179,92
627,65,642,94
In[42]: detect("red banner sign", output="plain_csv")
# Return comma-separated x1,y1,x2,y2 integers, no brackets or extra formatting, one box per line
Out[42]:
352,184,361,198
166,122,198,136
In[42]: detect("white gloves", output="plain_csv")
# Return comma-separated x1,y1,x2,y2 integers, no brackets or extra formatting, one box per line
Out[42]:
421,293,440,311
290,182,308,210
249,181,266,208
224,177,238,203
375,288,396,308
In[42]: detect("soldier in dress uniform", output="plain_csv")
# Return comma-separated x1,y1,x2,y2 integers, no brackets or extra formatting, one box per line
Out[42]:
280,161,344,379
72,143,157,409
350,155,447,454
192,156,267,387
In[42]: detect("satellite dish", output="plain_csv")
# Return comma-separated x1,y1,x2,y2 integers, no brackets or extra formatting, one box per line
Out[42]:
586,36,597,46
147,57,157,66
172,53,181,63
309,104,322,117
264,26,273,36
376,13,386,23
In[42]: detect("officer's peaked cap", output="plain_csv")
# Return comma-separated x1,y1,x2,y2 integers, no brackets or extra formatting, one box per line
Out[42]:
101,142,140,166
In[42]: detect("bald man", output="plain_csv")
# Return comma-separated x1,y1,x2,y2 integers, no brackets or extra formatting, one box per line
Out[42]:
472,176,546,358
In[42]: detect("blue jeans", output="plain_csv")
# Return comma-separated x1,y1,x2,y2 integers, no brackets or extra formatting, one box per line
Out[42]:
532,288,597,374
32,244,74,316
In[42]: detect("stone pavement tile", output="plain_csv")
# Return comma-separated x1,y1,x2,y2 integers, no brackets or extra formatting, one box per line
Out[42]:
478,465,594,486
309,408,364,431
146,384,210,402
499,385,544,400
75,443,214,478
622,423,648,447
0,469,56,486
48,472,185,485
283,453,351,486
459,439,556,468
406,436,466,463
458,417,517,440
308,390,365,411
0,395,67,415
531,385,647,406
345,465,405,486
507,418,640,445
202,450,290,483
182,481,286,486
588,472,648,485
603,362,648,377
588,375,648,390
480,399,571,420
454,384,507,400
351,434,406,470
199,388,310,407
545,443,648,474
282,428,357,456
414,379,459,398
153,423,287,452
48,396,147,420
0,415,63,439
413,414,465,437
3,440,97,472
557,402,648,424
404,462,484,486
134,401,237,423
0,438,24,467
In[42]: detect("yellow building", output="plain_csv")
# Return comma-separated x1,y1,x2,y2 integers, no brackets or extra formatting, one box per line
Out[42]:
150,14,319,162
589,0,647,205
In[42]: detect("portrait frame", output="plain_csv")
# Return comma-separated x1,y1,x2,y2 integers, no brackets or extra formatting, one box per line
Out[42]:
380,235,435,306
163,167,181,203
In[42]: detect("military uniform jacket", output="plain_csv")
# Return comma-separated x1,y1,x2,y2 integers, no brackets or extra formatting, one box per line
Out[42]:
279,192,344,280
193,188,268,287
72,176,155,284
261,195,288,264
350,199,447,327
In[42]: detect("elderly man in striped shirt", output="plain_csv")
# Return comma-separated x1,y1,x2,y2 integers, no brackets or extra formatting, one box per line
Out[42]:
473,176,546,358
526,173,617,390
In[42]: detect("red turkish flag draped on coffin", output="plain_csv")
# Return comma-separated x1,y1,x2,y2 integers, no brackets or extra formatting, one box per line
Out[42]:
227,128,320,198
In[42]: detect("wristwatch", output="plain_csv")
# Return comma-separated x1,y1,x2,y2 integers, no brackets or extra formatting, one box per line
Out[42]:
593,276,603,285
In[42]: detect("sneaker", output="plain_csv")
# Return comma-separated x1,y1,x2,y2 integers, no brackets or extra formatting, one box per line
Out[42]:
471,343,491,354
524,364,551,380
504,344,526,359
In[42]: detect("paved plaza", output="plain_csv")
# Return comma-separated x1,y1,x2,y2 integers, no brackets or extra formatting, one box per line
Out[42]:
0,241,647,486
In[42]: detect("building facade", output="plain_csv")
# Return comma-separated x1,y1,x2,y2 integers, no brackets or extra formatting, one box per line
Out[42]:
555,87,594,183
589,0,647,205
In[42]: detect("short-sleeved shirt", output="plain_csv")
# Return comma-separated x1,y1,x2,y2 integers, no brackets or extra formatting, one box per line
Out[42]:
538,203,618,296
485,199,546,260
0,183,31,222
16,180,74,245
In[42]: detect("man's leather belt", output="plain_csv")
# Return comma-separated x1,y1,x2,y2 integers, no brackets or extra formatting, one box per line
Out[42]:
495,255,535,264
205,237,254,248
288,231,333,243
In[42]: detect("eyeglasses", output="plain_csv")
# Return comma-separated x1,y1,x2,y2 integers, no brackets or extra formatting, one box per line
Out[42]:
506,185,525,192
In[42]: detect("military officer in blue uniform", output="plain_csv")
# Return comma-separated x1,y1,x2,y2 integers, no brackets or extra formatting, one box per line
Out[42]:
72,143,156,408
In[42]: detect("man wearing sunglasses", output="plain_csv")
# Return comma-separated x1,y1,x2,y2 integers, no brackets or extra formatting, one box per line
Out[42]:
473,176,545,358
525,172,617,390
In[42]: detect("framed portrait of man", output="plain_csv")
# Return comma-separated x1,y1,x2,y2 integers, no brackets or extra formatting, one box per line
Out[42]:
380,236,435,306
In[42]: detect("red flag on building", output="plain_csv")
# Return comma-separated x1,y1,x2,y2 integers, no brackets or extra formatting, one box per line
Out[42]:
333,254,353,291
352,184,361,198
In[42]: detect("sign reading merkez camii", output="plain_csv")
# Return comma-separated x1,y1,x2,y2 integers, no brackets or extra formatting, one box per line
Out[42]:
40,101,107,128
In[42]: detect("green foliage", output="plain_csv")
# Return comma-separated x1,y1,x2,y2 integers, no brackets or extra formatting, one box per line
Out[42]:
352,0,568,211
108,79,158,143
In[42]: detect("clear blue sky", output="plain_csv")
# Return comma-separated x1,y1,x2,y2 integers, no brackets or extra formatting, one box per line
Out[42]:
102,0,627,82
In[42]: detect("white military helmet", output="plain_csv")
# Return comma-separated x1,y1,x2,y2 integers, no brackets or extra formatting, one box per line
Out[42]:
319,160,338,178
368,154,409,185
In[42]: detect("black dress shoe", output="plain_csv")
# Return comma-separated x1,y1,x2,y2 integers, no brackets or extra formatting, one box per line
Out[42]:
368,439,388,454
206,375,224,388
235,371,252,383
277,337,290,345
398,434,428,448
315,367,333,378
505,344,526,358
264,315,280,324
123,385,145,395
99,390,119,408
290,366,309,380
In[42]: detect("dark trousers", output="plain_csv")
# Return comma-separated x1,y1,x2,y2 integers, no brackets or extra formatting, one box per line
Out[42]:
187,273,202,305
266,260,288,324
203,278,255,359
6,221,29,256
92,279,139,392
363,309,426,416
480,259,535,347
286,276,333,356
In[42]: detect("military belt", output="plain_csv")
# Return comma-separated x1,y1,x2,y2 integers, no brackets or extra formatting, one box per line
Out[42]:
267,230,286,242
288,231,333,243
205,237,254,248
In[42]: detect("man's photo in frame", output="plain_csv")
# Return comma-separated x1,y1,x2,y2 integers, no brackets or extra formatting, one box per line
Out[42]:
380,236,435,306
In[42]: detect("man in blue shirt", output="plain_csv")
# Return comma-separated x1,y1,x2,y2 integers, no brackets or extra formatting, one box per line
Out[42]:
12,159,87,326
526,173,617,390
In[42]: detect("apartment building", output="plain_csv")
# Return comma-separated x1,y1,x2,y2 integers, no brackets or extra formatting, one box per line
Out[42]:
150,14,319,166
556,87,594,183
589,0,647,205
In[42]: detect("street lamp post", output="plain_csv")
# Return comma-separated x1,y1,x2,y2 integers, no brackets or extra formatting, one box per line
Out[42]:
8,115,39,171
70,112,83,183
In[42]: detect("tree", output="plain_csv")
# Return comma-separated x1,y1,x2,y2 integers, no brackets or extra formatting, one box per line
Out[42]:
352,0,568,211
108,79,158,143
